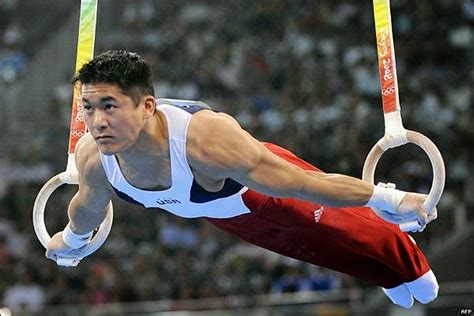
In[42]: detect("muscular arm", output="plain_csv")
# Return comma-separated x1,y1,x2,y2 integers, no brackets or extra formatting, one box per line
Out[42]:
299,171,373,207
69,133,112,234
187,111,373,207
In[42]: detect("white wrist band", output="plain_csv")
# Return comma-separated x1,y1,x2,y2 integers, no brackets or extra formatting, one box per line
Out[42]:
62,224,93,249
365,184,406,214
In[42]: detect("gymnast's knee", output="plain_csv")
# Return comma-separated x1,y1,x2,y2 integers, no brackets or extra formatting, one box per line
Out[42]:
405,270,439,304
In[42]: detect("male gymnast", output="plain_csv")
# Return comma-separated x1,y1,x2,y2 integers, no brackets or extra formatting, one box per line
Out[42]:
46,50,439,308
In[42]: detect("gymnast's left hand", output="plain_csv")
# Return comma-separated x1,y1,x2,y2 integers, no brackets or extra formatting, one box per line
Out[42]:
396,192,438,229
376,192,438,230
368,183,437,230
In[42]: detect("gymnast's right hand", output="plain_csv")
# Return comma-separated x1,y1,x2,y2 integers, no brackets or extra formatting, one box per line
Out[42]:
45,224,92,266
45,231,79,263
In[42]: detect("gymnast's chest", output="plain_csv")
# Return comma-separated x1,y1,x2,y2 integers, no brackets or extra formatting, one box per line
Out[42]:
110,175,249,219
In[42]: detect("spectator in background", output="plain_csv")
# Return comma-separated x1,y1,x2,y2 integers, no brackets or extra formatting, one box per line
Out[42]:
0,21,26,84
3,270,45,313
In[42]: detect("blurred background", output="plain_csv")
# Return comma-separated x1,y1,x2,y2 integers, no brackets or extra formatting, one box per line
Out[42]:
0,0,472,315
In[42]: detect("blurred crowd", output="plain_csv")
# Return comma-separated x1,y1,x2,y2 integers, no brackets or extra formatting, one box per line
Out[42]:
0,0,472,313
0,0,27,85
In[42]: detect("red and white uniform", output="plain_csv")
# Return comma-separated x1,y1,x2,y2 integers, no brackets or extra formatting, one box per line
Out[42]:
99,100,431,288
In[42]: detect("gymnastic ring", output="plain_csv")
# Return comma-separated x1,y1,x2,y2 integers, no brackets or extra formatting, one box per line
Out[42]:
362,130,445,231
33,172,113,266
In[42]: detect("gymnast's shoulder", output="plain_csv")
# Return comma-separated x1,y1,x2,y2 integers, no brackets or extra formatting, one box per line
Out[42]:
74,133,106,184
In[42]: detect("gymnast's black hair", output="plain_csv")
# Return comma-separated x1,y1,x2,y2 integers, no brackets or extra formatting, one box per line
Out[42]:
73,50,154,105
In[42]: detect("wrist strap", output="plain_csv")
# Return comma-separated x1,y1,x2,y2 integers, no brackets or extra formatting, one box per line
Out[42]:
365,183,406,213
62,224,93,249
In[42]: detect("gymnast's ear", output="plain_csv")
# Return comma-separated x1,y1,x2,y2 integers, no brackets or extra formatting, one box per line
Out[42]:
142,95,156,118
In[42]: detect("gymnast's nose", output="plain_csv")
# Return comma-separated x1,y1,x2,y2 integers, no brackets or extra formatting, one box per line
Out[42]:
92,110,109,131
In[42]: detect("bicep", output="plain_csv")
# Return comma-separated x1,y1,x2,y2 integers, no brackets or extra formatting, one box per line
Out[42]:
66,164,112,233
233,145,308,198
193,114,372,205
73,134,112,213
67,175,112,233
73,178,111,212
192,113,306,197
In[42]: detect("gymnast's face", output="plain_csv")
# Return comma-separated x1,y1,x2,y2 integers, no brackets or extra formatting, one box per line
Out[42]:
81,83,149,155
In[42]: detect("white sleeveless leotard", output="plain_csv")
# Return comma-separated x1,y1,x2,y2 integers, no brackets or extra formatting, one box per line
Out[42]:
99,99,250,218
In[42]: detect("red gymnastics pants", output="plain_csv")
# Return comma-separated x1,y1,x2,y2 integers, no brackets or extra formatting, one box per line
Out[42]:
206,143,431,288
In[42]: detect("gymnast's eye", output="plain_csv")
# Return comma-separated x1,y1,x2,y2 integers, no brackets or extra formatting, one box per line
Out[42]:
83,104,92,112
104,103,116,111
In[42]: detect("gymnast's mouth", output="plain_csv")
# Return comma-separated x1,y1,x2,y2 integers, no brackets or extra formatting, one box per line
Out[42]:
95,135,113,142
